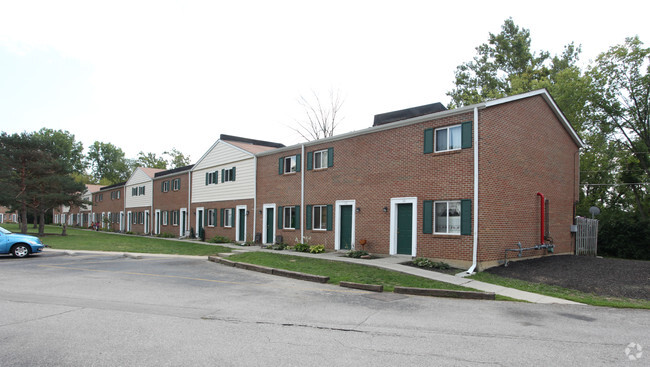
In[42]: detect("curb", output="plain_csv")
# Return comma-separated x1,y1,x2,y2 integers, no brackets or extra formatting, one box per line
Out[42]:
208,256,329,283
339,281,383,292
394,286,495,300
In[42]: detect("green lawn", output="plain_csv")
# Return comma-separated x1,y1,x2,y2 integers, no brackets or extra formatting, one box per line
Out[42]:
1,224,232,256
469,271,650,309
227,251,481,293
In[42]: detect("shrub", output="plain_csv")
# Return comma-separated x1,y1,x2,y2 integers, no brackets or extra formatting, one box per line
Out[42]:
412,257,450,270
294,243,310,252
272,243,288,250
346,250,369,258
199,227,205,241
309,244,325,253
210,236,231,244
156,232,175,238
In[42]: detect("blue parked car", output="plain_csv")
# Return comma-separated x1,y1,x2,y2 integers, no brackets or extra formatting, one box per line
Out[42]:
0,227,46,258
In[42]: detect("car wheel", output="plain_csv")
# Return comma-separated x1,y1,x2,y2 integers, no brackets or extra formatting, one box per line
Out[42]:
11,244,30,258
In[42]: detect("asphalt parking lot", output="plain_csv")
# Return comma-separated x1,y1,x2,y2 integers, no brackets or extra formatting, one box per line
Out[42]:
0,251,648,366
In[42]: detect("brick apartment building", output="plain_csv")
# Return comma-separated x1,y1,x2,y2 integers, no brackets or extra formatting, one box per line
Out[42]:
255,90,583,270
152,165,193,237
93,182,126,231
53,89,581,270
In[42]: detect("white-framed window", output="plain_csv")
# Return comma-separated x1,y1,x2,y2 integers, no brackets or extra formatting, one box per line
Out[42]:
223,167,235,182
206,171,217,185
138,212,144,224
312,205,327,230
284,156,297,174
116,191,120,199
435,125,462,152
162,211,168,226
314,150,328,170
224,208,233,228
162,181,169,192
208,209,216,227
434,201,461,235
138,186,145,195
172,211,179,226
132,187,138,196
283,206,296,229
172,178,181,191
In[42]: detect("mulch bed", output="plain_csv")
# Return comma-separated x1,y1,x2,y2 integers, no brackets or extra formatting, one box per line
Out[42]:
486,255,650,300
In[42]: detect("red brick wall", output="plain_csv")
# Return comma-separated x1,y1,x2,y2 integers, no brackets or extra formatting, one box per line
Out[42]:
256,111,476,259
255,95,580,270
153,173,190,236
126,206,151,234
190,199,254,242
477,96,580,266
92,187,125,231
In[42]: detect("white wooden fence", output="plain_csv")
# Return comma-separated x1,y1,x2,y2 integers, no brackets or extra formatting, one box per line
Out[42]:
575,216,599,256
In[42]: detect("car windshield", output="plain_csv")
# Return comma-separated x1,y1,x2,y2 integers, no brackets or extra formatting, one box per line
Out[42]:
0,227,11,235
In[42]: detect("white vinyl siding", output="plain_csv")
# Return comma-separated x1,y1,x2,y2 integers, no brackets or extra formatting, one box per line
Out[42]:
125,168,155,209
192,159,255,203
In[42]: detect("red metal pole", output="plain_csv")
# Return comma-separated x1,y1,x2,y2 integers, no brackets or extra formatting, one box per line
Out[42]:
536,192,544,244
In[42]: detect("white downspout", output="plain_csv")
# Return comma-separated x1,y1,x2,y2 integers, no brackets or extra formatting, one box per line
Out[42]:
300,144,305,243
187,170,191,237
253,155,257,244
467,107,479,274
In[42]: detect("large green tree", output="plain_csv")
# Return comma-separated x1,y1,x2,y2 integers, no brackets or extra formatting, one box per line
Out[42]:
0,131,87,235
586,36,650,219
136,151,167,169
86,141,133,184
164,148,191,169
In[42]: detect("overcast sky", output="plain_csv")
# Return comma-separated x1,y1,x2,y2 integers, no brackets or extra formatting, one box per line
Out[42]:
1,0,649,164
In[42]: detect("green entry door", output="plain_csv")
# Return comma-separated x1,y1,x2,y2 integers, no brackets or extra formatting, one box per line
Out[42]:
397,203,413,255
266,208,274,243
238,209,246,242
339,205,353,250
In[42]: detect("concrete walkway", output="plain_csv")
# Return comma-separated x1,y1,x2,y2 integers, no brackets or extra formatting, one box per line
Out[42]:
213,243,581,305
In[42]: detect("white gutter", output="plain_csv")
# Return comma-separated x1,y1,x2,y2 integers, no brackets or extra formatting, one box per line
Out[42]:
253,155,257,243
300,144,305,243
467,107,479,274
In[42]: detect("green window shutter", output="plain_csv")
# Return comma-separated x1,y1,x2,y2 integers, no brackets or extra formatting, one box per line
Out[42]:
326,205,333,231
460,199,472,235
327,147,334,167
204,211,208,226
161,181,164,192
220,208,224,227
306,205,312,230
423,200,433,234
424,128,434,154
213,209,217,225
307,152,313,171
277,206,283,229
205,172,209,185
177,178,181,190
461,121,472,149
294,205,300,229
279,157,284,175
295,154,301,172
221,169,225,183
231,167,236,181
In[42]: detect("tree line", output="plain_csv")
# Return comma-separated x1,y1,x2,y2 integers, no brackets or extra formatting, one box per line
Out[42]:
0,128,191,235
448,18,649,260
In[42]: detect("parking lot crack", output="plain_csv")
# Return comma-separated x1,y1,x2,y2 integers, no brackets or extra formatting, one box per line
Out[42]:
0,307,82,328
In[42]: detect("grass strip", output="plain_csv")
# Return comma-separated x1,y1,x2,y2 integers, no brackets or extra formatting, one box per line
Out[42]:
1,224,232,256
469,272,650,309
227,252,476,293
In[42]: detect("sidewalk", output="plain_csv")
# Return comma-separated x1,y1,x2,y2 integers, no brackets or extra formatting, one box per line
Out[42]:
216,244,582,305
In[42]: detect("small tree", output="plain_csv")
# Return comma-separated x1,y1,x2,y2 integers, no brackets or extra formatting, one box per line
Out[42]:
292,89,344,141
